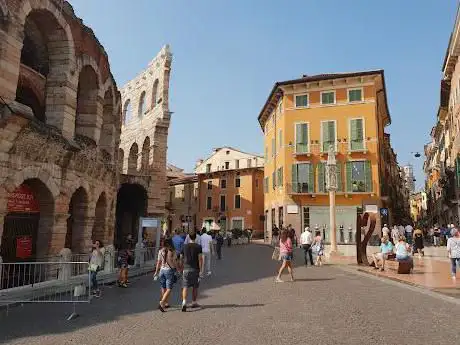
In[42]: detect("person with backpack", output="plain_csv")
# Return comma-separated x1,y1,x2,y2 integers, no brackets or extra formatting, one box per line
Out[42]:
153,238,178,312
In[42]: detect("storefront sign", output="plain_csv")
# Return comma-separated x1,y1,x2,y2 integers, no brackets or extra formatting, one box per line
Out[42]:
7,184,39,213
16,236,33,259
287,205,299,214
141,218,159,228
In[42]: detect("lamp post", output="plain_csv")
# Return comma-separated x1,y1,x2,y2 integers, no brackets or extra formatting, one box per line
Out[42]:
326,145,338,254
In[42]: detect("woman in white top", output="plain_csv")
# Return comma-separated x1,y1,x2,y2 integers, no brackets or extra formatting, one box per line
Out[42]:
447,228,460,280
153,238,177,312
89,240,105,297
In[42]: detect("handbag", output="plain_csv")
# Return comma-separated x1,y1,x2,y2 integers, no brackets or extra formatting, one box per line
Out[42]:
272,246,281,261
88,263,99,272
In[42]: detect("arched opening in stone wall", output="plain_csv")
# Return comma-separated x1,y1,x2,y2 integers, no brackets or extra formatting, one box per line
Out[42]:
1,179,55,262
123,99,132,125
76,66,99,140
127,143,139,174
141,137,150,172
100,88,114,159
118,148,124,174
115,183,147,248
151,79,159,108
66,187,88,253
0,179,55,288
16,9,70,122
92,192,107,242
138,91,146,117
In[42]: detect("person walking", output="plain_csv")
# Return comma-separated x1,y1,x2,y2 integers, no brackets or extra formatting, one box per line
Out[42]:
275,230,294,283
413,228,424,258
391,225,400,245
153,238,178,312
433,226,441,247
200,228,213,276
172,229,185,259
117,235,134,288
185,227,201,246
447,227,460,280
382,224,390,238
312,230,324,266
300,227,314,266
405,223,414,244
181,232,203,311
89,240,105,298
272,225,279,247
215,231,224,260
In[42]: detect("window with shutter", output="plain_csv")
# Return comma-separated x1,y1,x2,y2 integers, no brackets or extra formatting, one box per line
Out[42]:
350,119,364,151
336,162,343,192
277,167,283,187
321,91,335,105
235,195,241,209
348,89,362,102
295,123,309,153
291,163,311,193
295,94,308,108
317,162,326,193
364,161,372,192
291,164,298,193
322,121,336,152
308,164,315,193
279,129,283,148
272,171,276,190
347,161,371,192
346,161,353,192
456,157,460,188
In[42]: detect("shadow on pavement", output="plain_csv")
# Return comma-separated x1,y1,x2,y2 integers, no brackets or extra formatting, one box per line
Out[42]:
0,244,299,343
293,278,335,282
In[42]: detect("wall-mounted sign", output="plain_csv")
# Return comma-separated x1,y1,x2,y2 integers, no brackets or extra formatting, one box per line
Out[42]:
365,205,378,214
7,184,39,213
16,236,33,259
141,218,159,227
287,205,299,214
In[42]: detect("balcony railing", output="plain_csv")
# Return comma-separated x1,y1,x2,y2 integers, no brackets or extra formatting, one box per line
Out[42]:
286,183,312,194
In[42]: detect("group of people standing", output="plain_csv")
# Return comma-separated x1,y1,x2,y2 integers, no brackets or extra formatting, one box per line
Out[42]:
153,228,223,312
274,226,325,283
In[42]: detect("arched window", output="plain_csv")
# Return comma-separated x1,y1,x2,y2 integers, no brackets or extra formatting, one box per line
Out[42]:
76,66,99,139
138,91,146,117
151,79,159,108
123,99,132,125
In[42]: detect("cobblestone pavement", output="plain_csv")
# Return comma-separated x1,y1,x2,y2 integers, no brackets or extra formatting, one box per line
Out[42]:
0,245,459,345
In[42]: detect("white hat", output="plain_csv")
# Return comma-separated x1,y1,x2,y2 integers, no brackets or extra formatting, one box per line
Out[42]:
304,226,310,232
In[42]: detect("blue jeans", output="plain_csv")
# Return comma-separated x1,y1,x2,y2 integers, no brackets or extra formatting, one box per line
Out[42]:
450,258,460,276
159,268,177,289
90,271,98,290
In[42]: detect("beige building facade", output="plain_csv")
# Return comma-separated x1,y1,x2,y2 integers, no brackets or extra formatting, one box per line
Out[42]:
116,46,173,244
166,173,199,232
0,0,121,261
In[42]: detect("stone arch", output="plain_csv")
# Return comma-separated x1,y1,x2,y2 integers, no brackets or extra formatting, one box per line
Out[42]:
123,99,132,125
1,178,56,264
138,91,146,117
16,5,75,128
118,148,124,174
127,142,139,174
141,136,150,172
75,65,101,142
92,192,107,242
100,87,115,159
4,166,60,199
151,79,159,108
66,186,89,253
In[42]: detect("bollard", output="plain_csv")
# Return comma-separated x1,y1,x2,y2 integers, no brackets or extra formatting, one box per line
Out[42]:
58,248,72,281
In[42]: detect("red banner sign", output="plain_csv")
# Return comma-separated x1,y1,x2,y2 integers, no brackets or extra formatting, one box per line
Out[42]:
16,236,33,259
7,184,39,213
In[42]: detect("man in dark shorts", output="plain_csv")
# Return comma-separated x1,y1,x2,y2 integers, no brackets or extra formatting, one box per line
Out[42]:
180,232,203,312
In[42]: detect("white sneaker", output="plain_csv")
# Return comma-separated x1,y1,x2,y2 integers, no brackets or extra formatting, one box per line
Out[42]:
275,277,284,283
207,271,212,276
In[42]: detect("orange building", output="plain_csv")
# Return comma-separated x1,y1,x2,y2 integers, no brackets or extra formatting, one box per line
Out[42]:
195,147,265,236
258,70,403,242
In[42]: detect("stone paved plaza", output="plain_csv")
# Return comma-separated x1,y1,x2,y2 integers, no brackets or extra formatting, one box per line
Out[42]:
0,244,459,345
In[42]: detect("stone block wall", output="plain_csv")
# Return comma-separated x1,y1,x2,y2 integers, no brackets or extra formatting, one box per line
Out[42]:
119,45,173,218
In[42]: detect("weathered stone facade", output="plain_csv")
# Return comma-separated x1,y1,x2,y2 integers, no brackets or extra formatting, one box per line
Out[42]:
0,0,121,260
118,46,172,219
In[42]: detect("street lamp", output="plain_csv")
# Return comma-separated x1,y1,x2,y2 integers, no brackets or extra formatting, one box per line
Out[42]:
326,145,338,254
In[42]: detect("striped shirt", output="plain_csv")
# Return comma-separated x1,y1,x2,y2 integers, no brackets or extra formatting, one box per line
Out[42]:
447,237,460,258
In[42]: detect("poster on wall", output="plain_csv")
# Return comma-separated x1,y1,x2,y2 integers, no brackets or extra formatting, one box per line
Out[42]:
7,184,40,213
16,236,33,259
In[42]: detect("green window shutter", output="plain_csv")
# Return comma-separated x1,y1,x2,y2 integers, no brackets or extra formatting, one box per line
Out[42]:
302,124,308,152
322,122,329,151
351,119,364,151
296,123,308,153
292,164,298,193
317,162,325,193
272,171,276,189
280,167,283,186
346,161,353,192
308,164,315,193
336,162,343,192
365,160,372,192
457,158,460,188
328,121,335,147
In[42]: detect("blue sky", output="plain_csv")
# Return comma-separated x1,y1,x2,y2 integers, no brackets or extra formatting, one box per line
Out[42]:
72,0,458,187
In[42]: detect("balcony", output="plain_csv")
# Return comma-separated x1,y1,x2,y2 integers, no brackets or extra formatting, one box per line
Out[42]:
286,183,313,195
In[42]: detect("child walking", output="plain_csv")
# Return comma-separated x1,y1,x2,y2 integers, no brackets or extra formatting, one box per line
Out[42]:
312,231,324,266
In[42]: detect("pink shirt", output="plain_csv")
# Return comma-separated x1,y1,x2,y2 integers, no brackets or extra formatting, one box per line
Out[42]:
279,237,293,254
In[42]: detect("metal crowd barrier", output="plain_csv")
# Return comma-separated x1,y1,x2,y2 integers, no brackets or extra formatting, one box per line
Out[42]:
0,261,91,320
